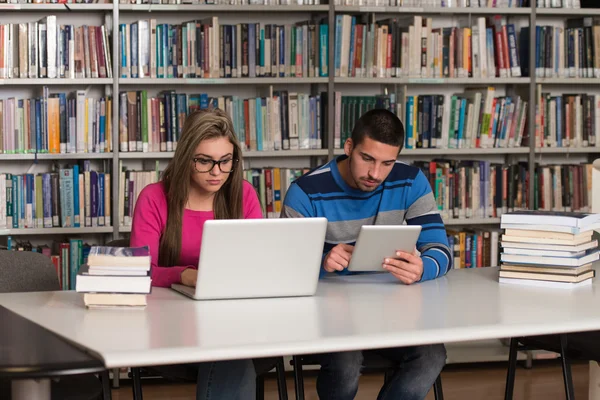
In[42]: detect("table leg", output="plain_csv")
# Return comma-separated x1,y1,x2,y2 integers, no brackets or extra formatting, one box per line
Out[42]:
12,379,51,400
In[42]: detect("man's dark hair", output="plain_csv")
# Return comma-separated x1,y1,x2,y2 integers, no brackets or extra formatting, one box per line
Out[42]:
351,109,405,150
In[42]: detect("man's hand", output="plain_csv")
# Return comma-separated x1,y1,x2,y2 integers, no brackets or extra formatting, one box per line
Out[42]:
383,249,423,284
323,244,355,273
181,268,198,287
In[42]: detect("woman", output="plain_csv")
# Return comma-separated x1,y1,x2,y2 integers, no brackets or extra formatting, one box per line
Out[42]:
130,108,262,399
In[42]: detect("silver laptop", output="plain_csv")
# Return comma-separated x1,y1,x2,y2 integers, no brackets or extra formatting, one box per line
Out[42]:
171,217,328,300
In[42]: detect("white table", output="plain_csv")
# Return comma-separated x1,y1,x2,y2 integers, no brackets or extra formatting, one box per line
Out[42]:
1,267,600,371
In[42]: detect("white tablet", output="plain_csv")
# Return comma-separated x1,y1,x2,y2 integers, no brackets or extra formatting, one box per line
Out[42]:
347,225,422,272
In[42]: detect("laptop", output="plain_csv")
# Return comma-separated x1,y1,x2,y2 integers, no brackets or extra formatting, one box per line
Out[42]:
171,217,328,300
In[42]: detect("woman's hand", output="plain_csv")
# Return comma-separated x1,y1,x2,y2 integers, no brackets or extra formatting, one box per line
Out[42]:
181,268,198,287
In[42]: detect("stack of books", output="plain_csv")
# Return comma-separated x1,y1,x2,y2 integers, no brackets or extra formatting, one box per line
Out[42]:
76,246,152,308
499,211,600,288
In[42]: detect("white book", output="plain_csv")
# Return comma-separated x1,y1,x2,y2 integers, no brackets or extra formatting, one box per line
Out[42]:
501,251,599,267
40,17,56,79
499,276,593,289
273,95,281,151
502,247,586,258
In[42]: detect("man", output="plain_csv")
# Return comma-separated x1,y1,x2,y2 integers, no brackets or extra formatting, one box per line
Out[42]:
280,109,451,400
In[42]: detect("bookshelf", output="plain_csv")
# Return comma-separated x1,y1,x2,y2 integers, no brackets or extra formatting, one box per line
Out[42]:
6,0,594,368
0,1,597,237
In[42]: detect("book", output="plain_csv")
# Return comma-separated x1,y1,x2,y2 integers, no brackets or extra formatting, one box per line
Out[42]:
500,251,600,267
76,265,151,294
501,234,593,246
502,247,587,258
500,222,600,234
500,263,593,275
499,275,594,289
83,293,147,308
503,229,592,241
500,239,598,252
87,246,151,267
499,269,595,283
500,211,600,228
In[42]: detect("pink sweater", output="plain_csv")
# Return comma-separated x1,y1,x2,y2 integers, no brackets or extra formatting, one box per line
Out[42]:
130,180,263,287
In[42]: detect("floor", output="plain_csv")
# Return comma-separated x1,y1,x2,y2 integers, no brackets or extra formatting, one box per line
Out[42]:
111,360,589,400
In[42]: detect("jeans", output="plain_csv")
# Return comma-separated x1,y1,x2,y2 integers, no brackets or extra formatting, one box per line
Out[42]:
314,344,447,400
151,359,256,400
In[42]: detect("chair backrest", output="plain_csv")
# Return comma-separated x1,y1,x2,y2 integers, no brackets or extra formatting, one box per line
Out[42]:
106,238,130,248
0,250,60,293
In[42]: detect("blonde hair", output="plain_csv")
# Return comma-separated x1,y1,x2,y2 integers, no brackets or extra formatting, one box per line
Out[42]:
159,109,244,267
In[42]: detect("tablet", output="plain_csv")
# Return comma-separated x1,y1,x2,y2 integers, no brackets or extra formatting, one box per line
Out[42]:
347,225,422,272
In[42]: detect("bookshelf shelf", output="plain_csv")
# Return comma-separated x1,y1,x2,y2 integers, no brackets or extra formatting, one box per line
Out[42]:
0,227,114,236
334,6,531,15
119,77,328,85
334,148,529,156
118,150,328,159
119,226,132,233
119,4,329,12
535,147,600,154
536,8,600,16
0,3,113,11
444,218,501,226
537,78,600,85
0,78,113,86
334,77,531,85
0,153,113,161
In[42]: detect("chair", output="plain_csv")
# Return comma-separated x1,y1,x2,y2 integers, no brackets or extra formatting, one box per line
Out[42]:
104,240,289,400
504,335,575,400
0,250,112,400
291,353,444,400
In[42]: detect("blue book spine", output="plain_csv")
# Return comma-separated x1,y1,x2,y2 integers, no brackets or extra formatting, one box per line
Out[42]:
279,26,285,77
156,24,162,78
35,99,42,153
120,24,127,77
91,171,98,227
319,24,328,78
457,98,467,147
130,23,138,79
26,174,33,228
334,15,342,76
42,174,52,228
406,96,414,149
98,173,105,227
69,239,79,290
59,169,73,228
200,93,209,109
18,175,24,228
248,24,256,78
348,17,356,77
259,27,265,75
499,97,512,143
73,164,80,227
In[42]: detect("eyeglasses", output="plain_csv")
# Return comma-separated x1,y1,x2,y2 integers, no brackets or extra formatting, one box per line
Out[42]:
193,157,238,173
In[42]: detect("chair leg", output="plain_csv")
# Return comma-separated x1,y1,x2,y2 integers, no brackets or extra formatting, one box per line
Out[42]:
256,374,265,400
275,357,289,400
504,338,519,400
560,334,575,400
383,369,393,385
433,374,444,400
131,367,143,400
292,356,305,400
100,370,112,400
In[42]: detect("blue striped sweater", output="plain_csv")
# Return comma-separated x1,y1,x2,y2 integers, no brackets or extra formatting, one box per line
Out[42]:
281,156,452,281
